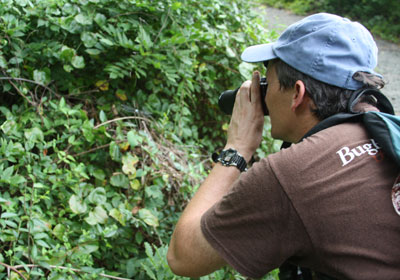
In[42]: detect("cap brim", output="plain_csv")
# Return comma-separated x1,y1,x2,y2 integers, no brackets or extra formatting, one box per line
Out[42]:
241,43,277,62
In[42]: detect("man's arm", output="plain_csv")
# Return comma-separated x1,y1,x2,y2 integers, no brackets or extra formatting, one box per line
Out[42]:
167,71,265,277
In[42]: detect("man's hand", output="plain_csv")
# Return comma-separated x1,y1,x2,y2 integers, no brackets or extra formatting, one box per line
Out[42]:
225,71,265,162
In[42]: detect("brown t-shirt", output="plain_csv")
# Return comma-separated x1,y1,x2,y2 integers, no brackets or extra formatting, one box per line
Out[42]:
201,123,400,279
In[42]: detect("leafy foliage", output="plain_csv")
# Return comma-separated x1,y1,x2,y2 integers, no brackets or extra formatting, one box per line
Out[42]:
260,0,400,42
0,0,271,149
0,0,280,279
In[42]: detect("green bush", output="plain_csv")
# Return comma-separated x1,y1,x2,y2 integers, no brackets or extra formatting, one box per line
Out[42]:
0,0,280,279
260,0,400,43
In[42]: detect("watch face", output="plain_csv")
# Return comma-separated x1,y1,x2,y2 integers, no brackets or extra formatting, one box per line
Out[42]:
214,149,246,172
223,150,236,162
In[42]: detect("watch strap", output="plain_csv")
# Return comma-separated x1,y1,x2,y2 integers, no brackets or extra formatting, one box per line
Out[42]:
212,148,247,172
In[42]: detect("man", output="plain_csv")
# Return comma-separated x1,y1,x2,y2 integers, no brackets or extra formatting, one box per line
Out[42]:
167,13,400,279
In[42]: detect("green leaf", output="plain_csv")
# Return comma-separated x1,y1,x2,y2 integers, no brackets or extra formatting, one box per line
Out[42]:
130,179,141,190
0,55,7,68
60,46,75,63
85,48,101,55
74,13,93,25
34,232,49,240
127,130,143,148
36,239,50,248
0,120,16,135
48,251,66,266
87,187,106,205
1,166,14,181
135,231,143,244
137,26,153,50
71,56,85,69
145,185,163,200
103,225,118,238
4,220,18,228
126,258,138,278
81,120,95,142
52,224,66,241
78,243,99,254
141,262,157,280
100,37,114,46
226,46,236,58
85,205,108,225
15,0,30,7
1,212,18,218
138,208,159,227
92,169,106,180
144,242,153,258
30,218,51,233
109,141,121,161
34,183,47,189
0,253,4,272
81,32,97,48
69,194,88,214
110,174,129,188
238,62,257,79
10,174,26,186
63,64,73,72
99,110,107,122
122,153,138,175
109,208,125,226
24,127,44,143
171,2,182,10
33,69,50,85
94,13,106,26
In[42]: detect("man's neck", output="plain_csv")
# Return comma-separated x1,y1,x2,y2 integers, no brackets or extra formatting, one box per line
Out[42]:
291,114,320,143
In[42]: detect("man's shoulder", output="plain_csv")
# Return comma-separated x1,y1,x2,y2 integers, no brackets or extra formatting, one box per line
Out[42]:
268,122,368,168
264,121,387,197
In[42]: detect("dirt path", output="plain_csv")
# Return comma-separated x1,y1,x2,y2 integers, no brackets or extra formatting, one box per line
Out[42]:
255,6,400,115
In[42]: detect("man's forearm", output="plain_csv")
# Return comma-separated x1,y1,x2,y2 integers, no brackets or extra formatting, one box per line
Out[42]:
168,71,264,277
167,163,240,276
183,163,241,213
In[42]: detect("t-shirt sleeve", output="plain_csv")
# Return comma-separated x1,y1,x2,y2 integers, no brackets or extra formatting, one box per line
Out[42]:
200,158,311,278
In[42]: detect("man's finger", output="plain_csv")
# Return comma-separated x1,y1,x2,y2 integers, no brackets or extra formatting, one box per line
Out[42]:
251,71,261,105
237,80,251,105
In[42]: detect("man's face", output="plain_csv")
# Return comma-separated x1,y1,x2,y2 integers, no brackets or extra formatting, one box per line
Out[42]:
265,64,296,142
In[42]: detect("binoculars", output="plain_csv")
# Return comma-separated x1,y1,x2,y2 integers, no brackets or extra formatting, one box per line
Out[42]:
218,77,269,115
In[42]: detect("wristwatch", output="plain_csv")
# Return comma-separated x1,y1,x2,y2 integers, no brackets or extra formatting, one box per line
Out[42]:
212,148,247,172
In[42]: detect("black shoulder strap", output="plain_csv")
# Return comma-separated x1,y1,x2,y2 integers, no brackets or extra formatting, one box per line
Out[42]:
282,113,362,149
301,112,362,140
297,87,395,143
347,88,394,115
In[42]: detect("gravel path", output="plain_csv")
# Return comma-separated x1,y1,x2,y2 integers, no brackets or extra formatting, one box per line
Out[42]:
255,6,400,115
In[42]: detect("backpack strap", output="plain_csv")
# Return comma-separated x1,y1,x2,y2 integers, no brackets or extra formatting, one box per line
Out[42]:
300,87,396,142
348,87,395,115
363,111,400,166
301,112,362,140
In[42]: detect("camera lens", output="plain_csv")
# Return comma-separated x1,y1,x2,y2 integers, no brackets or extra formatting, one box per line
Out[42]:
218,78,269,115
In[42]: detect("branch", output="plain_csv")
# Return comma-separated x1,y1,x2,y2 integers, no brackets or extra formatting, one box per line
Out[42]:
2,77,37,107
11,264,133,280
0,261,28,280
94,116,151,129
69,141,121,158
112,11,155,19
153,7,171,44
0,76,58,96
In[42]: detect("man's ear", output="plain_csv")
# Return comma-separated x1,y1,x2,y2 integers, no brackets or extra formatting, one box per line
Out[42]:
291,80,307,112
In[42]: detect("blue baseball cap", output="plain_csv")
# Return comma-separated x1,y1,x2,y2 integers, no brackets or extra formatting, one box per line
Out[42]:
241,13,381,90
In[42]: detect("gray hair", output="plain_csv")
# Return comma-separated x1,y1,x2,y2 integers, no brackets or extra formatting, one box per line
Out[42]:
270,59,385,120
